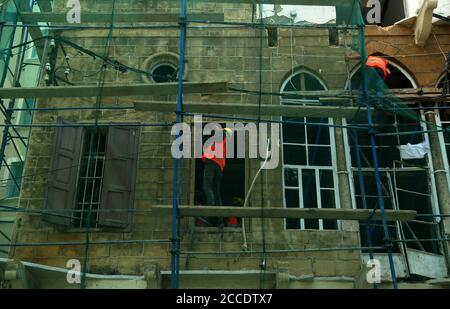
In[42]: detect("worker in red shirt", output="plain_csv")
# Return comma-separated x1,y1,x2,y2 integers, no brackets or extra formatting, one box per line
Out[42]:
202,127,233,227
366,56,391,108
366,56,391,81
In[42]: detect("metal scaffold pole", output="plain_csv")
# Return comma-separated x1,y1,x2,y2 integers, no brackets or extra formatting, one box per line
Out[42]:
358,0,398,288
171,0,188,289
0,0,19,184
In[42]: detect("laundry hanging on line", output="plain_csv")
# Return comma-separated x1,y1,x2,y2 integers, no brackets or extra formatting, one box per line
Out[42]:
398,141,430,160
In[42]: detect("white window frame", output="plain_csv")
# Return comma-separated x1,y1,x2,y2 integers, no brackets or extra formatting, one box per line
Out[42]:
280,69,341,231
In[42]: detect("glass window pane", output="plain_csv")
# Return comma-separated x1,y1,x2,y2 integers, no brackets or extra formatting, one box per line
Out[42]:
320,189,337,232
308,146,332,166
302,169,320,229
321,190,335,209
285,189,300,229
285,189,299,208
319,170,334,189
283,74,301,92
286,218,301,229
306,118,330,145
284,168,298,187
283,145,307,165
305,74,325,91
304,219,319,229
302,169,317,209
282,117,305,144
323,220,338,230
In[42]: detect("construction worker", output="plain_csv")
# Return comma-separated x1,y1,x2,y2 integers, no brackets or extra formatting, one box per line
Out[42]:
366,56,391,81
366,56,391,108
202,127,233,228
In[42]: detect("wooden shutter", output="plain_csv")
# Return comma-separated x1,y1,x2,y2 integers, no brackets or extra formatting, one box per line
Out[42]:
44,126,83,226
99,127,139,228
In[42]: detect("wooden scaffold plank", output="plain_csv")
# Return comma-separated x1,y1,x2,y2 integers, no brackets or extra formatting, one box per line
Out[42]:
134,100,364,119
152,206,417,222
0,82,228,99
19,12,225,23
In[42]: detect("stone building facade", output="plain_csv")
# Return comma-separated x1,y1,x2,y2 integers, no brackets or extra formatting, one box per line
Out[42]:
4,1,450,288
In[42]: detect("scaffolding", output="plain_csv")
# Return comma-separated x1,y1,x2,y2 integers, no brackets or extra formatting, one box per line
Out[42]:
0,0,449,289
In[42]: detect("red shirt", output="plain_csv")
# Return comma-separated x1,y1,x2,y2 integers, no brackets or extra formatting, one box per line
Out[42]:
202,137,227,172
366,56,389,80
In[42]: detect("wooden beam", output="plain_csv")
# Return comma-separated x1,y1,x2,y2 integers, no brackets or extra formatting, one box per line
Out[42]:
17,1,50,62
197,0,350,6
285,88,442,97
19,12,225,24
282,88,446,103
0,82,228,99
152,206,417,222
134,100,363,119
24,27,45,61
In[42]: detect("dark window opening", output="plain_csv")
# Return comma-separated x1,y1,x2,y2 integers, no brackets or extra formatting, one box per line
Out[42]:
350,63,415,90
354,172,400,253
348,65,439,253
355,171,439,254
348,64,441,254
267,27,278,47
328,28,339,46
194,128,245,227
73,129,107,228
151,64,177,83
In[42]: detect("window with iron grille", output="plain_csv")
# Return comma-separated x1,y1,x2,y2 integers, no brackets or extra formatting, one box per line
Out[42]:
73,129,107,228
45,125,139,229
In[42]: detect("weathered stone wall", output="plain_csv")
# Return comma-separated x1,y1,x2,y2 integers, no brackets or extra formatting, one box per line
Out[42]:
14,2,450,283
366,25,449,87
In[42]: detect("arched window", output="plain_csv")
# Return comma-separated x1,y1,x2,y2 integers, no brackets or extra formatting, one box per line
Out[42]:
344,60,441,255
281,70,339,231
346,60,417,90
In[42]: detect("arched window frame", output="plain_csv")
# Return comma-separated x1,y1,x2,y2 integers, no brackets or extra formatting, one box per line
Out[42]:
280,69,341,231
341,60,443,255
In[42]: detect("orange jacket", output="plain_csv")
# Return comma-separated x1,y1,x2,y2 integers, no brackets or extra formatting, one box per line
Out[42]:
366,56,390,80
202,137,227,172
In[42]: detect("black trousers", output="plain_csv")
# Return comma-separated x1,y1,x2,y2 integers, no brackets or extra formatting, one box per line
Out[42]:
203,160,223,207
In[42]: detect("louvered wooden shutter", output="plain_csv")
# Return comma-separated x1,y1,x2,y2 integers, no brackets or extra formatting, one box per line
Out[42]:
44,126,83,226
99,127,139,228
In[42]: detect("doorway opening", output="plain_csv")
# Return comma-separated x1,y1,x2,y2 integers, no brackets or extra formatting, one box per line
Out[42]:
193,127,246,227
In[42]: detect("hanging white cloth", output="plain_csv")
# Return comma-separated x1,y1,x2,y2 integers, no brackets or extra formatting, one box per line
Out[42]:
398,141,430,160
